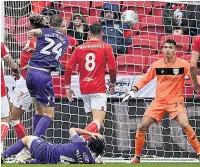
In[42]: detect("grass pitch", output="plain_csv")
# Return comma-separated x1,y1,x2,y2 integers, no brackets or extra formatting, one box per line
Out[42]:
2,163,200,167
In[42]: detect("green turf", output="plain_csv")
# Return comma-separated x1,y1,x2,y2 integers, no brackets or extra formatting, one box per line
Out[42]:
2,163,200,167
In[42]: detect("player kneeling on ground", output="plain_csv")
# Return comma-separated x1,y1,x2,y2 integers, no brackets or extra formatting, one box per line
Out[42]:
1,128,105,164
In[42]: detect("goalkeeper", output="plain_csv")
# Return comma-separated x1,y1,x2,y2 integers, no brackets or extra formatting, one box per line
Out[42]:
123,39,200,163
1,127,105,164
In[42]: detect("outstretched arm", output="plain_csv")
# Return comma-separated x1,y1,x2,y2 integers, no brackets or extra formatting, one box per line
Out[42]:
27,28,42,39
190,51,199,86
69,128,104,140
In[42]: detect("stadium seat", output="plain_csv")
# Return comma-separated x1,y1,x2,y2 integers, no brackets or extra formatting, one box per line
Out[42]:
52,76,67,98
182,54,191,63
127,35,159,57
90,1,121,17
65,34,79,54
140,16,165,40
183,79,194,98
122,1,152,22
32,1,52,14
16,17,30,33
86,16,100,26
152,1,166,16
116,54,145,75
4,16,16,33
59,1,90,17
159,35,190,58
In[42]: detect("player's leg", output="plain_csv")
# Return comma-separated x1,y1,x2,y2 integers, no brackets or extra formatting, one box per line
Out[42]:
174,112,200,156
1,136,29,163
82,93,106,140
1,95,10,142
133,100,166,164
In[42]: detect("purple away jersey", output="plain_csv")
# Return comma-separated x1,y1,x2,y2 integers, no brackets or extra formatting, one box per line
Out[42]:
29,28,68,71
30,135,95,164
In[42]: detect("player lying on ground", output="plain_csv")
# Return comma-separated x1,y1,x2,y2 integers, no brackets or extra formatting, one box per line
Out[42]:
1,127,105,164
1,42,20,142
65,22,116,140
123,39,200,163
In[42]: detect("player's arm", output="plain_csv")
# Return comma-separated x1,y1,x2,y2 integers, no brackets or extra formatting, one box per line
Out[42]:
69,128,104,140
64,48,78,88
122,65,156,102
106,45,117,87
27,28,42,39
190,50,199,86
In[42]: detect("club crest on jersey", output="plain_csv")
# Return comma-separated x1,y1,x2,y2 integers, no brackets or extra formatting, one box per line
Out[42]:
173,68,179,75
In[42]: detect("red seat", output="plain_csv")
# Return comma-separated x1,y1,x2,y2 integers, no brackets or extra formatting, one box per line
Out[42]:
124,23,140,38
90,1,121,16
152,1,166,16
182,54,191,63
128,35,158,57
4,16,16,33
140,16,165,40
16,17,30,34
60,1,90,17
52,76,66,98
159,35,190,58
122,1,152,21
13,34,27,47
65,34,78,54
86,16,100,26
116,54,145,75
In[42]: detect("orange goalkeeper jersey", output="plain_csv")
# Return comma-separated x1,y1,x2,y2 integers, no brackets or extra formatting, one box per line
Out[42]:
134,57,190,104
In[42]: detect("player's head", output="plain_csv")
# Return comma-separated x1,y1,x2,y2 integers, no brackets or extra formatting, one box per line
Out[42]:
88,138,106,157
89,22,103,39
162,39,177,58
49,14,63,30
29,13,49,29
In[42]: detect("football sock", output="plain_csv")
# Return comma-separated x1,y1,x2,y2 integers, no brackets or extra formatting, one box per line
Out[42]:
12,120,26,139
2,139,25,159
135,130,146,156
33,114,43,131
184,126,200,153
34,115,51,137
1,122,9,142
82,121,100,140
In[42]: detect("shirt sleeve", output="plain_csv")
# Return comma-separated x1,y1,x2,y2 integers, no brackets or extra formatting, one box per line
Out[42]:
134,64,156,90
106,45,117,84
184,61,191,78
69,134,85,143
1,42,10,58
192,37,200,53
64,47,78,87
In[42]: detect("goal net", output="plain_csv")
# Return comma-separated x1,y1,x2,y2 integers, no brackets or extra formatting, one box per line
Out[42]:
2,1,200,163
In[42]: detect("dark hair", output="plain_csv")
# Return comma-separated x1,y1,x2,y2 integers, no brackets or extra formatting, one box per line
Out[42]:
49,14,63,27
29,13,49,28
88,138,105,157
164,39,176,47
89,22,102,36
173,26,182,31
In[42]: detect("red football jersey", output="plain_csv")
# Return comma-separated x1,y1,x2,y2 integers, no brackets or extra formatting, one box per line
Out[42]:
1,42,10,97
193,36,200,53
65,40,116,94
20,38,36,79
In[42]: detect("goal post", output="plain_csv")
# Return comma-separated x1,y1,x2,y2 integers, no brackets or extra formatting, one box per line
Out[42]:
3,1,200,163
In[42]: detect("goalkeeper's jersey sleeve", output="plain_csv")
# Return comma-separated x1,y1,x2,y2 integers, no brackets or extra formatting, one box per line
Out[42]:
134,57,190,104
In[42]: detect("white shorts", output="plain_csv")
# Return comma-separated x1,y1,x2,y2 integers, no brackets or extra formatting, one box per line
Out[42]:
1,95,10,118
10,76,32,111
82,93,107,113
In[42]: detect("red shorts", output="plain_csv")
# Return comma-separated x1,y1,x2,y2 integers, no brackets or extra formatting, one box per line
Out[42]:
144,100,187,123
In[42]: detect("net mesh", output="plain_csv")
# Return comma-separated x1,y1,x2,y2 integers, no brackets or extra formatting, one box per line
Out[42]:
3,0,200,161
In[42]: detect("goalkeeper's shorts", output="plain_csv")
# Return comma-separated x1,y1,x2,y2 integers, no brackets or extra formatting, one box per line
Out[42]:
144,100,187,123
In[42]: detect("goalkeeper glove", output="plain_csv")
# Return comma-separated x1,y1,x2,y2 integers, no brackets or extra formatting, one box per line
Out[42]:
122,87,138,103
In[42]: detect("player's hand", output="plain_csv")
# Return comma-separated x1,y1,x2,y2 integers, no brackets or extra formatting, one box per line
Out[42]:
27,30,34,39
12,72,20,80
66,88,75,102
194,83,200,92
91,133,105,140
122,87,137,103
108,83,115,94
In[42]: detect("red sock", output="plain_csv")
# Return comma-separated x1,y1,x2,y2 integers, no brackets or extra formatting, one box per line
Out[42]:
82,121,100,140
14,120,26,139
1,122,9,142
